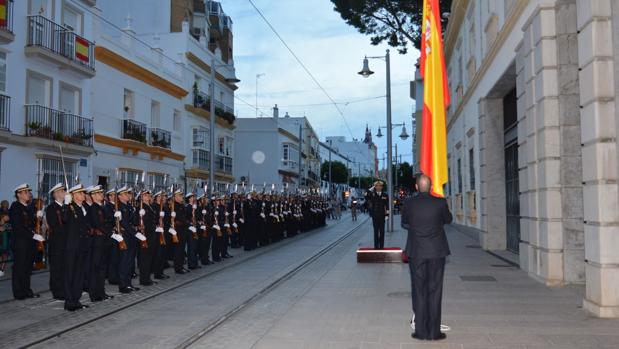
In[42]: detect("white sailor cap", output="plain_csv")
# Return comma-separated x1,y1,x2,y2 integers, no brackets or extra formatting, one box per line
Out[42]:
14,183,32,193
48,183,66,194
68,184,86,194
197,193,205,200
106,188,116,196
173,189,184,196
84,185,95,193
153,190,163,197
210,196,217,200
117,185,131,194
88,185,104,194
140,189,152,196
185,192,195,199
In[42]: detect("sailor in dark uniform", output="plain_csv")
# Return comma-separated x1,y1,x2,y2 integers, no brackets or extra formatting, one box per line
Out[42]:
365,181,389,249
197,194,213,265
63,184,91,311
45,183,67,300
9,184,40,300
87,185,113,301
116,186,140,293
185,192,201,270
152,191,170,280
105,189,120,285
168,189,189,274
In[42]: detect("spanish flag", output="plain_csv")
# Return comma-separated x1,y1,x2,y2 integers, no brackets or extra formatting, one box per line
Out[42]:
0,0,7,28
420,0,450,197
75,36,90,62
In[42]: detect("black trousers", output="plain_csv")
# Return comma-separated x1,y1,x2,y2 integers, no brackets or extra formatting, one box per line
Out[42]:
153,238,167,277
372,217,385,249
138,232,158,284
173,231,187,272
11,241,36,299
64,247,88,308
411,257,445,340
88,238,109,300
48,249,65,299
199,231,211,264
107,243,120,284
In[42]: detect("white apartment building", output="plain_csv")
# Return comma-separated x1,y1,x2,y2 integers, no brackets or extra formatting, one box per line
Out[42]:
234,107,321,191
438,0,619,317
95,0,238,192
0,0,98,199
325,128,378,179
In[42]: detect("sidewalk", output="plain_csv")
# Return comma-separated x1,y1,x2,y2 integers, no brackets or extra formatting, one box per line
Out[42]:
197,216,619,349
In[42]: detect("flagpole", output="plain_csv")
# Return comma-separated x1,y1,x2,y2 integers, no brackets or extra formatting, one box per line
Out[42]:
385,49,394,232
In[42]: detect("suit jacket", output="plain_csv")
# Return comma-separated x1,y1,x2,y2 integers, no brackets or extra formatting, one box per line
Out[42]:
401,192,453,261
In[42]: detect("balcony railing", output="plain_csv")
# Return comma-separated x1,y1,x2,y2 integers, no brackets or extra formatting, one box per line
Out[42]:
216,155,233,174
27,15,95,71
193,90,211,110
192,148,210,170
122,119,147,143
281,160,298,171
149,128,171,149
0,94,9,130
0,0,14,34
25,105,93,147
193,89,235,125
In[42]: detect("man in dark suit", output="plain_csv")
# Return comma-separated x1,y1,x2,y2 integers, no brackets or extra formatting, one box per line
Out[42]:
401,174,452,341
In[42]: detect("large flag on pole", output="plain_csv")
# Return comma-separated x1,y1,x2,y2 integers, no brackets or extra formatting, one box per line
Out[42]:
420,0,450,197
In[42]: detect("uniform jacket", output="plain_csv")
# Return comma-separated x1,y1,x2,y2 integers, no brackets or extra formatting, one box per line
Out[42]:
366,190,389,219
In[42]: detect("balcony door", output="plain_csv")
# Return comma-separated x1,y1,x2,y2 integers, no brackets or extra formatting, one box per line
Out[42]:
27,73,51,107
29,0,53,17
59,84,80,136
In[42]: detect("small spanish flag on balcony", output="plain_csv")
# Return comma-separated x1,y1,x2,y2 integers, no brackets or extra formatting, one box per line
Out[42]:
75,36,90,62
0,0,7,27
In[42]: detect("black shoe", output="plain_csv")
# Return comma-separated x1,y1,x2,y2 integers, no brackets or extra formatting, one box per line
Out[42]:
14,296,27,300
154,274,170,280
104,294,114,300
127,286,140,291
412,333,427,341
175,270,186,275
119,287,132,294
224,254,233,258
53,296,65,301
213,258,221,262
91,297,104,302
188,265,201,270
430,333,447,341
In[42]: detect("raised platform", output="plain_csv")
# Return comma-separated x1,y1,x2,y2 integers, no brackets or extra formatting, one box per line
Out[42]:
356,247,405,263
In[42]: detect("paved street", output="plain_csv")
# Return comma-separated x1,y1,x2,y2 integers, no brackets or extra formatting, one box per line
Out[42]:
1,214,618,348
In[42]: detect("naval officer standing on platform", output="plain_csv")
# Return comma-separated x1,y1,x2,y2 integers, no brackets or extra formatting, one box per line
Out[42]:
365,181,389,249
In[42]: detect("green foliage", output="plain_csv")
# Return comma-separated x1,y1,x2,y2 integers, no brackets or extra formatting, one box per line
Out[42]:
320,161,349,184
331,0,452,53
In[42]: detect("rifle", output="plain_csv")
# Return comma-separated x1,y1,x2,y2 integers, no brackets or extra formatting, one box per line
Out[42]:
138,172,148,249
113,170,128,251
191,188,199,240
34,170,45,270
158,174,168,246
169,183,179,244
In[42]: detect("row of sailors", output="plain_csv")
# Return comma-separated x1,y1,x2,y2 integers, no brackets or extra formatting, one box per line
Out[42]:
8,183,329,311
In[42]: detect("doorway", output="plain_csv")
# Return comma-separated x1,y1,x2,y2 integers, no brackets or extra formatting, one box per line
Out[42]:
503,88,520,253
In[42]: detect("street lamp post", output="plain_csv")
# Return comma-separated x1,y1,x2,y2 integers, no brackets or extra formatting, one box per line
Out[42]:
359,49,395,231
328,139,332,199
209,57,240,196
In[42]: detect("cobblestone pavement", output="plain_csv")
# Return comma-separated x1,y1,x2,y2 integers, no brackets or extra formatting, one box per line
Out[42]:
190,218,619,349
0,213,364,348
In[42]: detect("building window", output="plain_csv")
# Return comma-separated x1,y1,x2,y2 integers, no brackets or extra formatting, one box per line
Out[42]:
192,149,209,170
30,0,52,17
0,52,6,93
123,89,134,119
118,169,141,187
151,101,160,128
148,173,167,193
39,157,76,200
283,144,289,160
469,148,475,190
59,83,81,114
457,158,462,194
173,110,181,131
192,126,209,149
62,3,83,35
27,72,52,106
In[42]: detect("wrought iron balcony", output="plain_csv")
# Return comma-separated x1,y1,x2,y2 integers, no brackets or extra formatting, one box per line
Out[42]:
0,0,14,43
122,119,147,144
26,15,95,75
193,90,211,110
149,128,171,149
25,105,93,147
0,94,9,130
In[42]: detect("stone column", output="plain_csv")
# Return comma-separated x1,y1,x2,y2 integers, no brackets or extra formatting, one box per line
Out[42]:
579,0,619,318
478,98,506,250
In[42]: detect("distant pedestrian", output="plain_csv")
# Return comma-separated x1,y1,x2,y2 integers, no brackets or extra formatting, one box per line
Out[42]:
0,200,9,215
402,174,452,341
0,213,11,278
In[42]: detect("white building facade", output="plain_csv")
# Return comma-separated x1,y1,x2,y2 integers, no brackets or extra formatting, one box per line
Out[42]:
234,108,321,191
440,0,619,317
325,128,377,180
0,0,98,199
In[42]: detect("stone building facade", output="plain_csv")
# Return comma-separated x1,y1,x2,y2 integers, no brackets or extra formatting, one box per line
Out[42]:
441,0,619,317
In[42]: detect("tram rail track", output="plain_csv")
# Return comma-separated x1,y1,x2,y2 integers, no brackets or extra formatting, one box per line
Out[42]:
6,216,368,348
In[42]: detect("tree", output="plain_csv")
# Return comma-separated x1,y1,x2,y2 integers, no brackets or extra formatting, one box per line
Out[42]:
331,0,452,53
396,162,414,189
321,161,349,184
